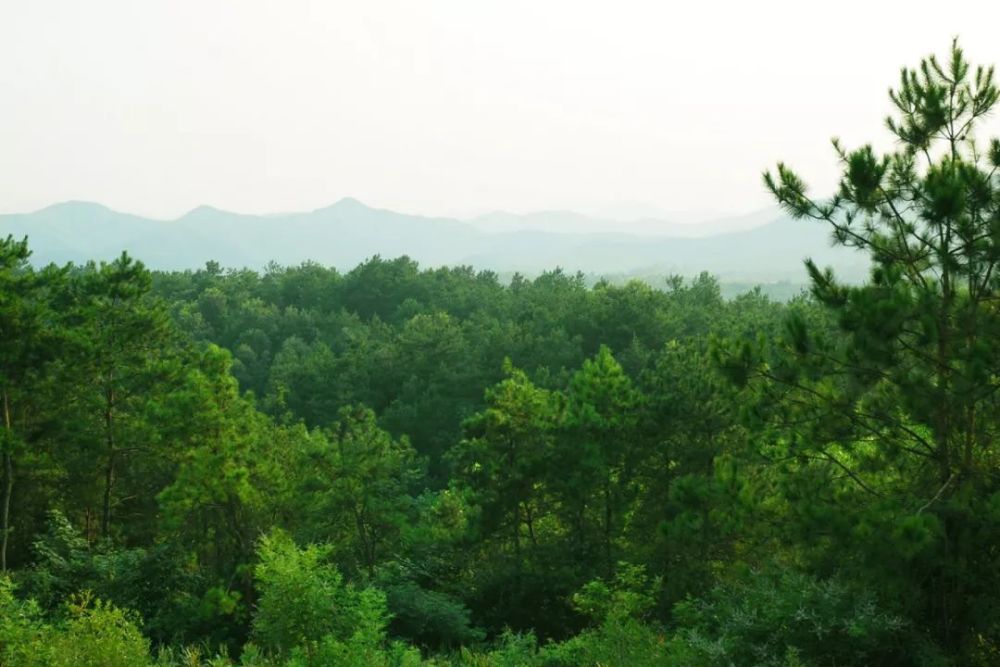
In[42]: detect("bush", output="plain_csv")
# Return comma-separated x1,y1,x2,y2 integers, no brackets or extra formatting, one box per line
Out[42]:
250,529,391,662
47,592,152,667
383,579,484,649
669,569,909,666
0,577,49,667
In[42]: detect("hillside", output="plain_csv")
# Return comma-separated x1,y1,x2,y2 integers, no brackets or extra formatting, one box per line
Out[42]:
0,199,869,283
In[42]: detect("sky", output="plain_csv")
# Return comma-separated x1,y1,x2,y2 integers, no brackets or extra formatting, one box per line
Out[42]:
1,0,999,221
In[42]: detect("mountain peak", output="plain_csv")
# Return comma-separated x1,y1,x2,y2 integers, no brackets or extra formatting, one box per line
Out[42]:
176,205,252,223
181,204,225,217
317,197,370,213
38,200,112,215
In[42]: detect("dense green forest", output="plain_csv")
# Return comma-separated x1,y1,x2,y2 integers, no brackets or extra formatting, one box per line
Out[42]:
3,43,1000,665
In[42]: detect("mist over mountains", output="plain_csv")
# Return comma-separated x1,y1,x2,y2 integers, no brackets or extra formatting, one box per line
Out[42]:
0,198,868,284
467,206,781,237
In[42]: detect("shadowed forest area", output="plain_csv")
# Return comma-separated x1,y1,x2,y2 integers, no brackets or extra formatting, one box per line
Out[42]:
3,42,1000,666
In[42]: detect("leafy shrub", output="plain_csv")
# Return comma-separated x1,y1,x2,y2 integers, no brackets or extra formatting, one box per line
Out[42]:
47,592,152,667
251,529,390,661
0,577,49,667
384,580,484,649
670,569,909,666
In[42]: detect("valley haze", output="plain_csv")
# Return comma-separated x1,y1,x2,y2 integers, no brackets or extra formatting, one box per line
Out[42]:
0,199,867,286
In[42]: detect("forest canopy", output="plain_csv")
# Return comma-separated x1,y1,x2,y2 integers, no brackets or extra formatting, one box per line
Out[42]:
2,41,1000,666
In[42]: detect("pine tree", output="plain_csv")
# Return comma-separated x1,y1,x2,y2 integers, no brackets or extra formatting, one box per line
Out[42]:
0,237,65,571
759,40,1000,650
70,252,175,540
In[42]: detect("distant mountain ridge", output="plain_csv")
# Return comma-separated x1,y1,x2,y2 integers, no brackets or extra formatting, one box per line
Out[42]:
0,198,869,283
467,207,781,237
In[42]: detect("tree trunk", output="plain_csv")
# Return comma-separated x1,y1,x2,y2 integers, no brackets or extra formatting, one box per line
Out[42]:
933,289,955,645
1,389,13,572
508,436,522,578
604,476,613,575
524,501,538,548
101,452,116,539
512,497,522,574
101,386,116,539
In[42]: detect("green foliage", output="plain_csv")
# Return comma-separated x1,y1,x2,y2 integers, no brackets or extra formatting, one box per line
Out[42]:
539,619,670,667
0,235,68,571
46,592,152,667
457,630,540,667
571,562,659,625
1,580,153,667
250,530,390,660
382,580,484,649
0,577,48,667
294,406,421,577
756,40,1000,655
671,569,908,666
5,43,1000,663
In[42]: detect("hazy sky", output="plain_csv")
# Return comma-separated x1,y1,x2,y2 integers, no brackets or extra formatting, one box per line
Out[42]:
2,1,999,220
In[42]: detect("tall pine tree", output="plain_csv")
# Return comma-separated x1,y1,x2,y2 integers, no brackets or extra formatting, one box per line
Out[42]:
756,40,1000,651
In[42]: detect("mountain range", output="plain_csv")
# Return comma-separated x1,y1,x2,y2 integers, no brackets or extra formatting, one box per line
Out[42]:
0,199,869,284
